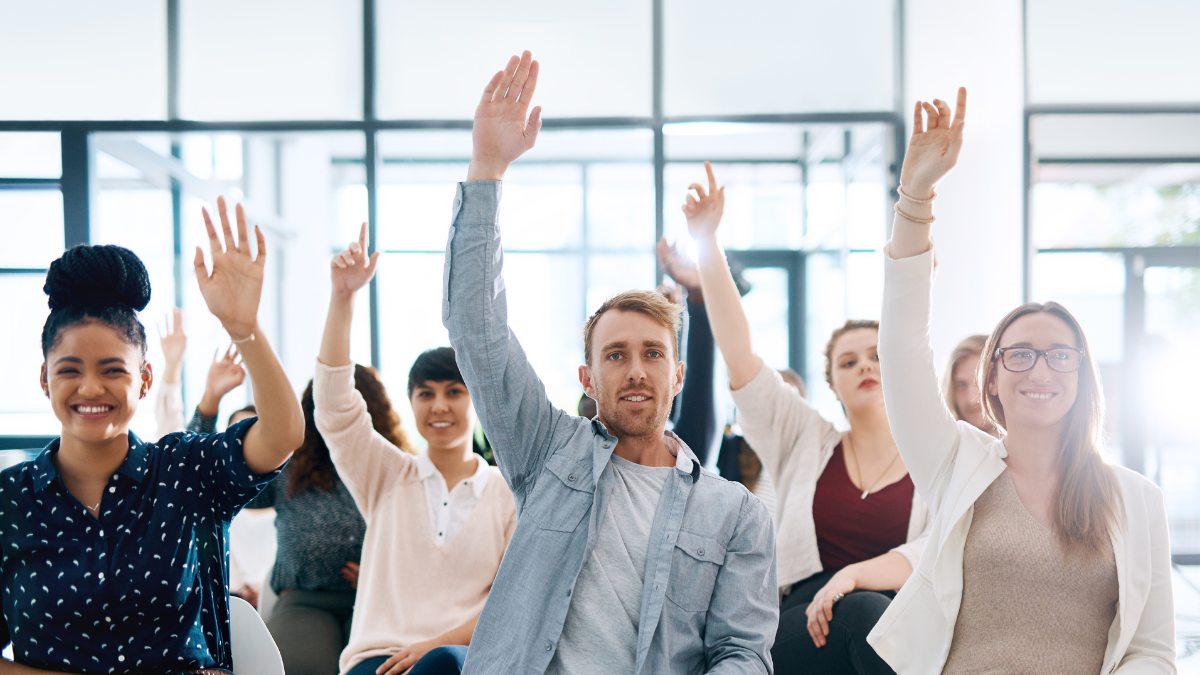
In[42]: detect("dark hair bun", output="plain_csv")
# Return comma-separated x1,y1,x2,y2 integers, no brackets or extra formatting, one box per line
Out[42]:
44,245,151,313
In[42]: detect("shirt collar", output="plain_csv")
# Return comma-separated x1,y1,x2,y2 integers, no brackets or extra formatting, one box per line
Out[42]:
32,432,150,493
417,451,491,498
590,420,701,481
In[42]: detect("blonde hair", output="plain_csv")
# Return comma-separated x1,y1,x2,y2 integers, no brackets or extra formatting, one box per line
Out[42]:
942,334,988,421
583,290,682,366
980,302,1122,556
823,320,880,388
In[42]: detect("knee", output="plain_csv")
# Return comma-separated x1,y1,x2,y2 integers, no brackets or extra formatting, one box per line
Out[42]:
833,592,892,633
414,645,468,672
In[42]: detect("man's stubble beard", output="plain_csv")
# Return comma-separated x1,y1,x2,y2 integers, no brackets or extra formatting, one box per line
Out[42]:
595,386,672,442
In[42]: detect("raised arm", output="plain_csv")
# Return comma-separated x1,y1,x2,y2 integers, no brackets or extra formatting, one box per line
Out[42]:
888,88,966,260
879,89,968,507
193,197,304,474
444,52,568,496
318,222,380,369
686,162,763,390
155,308,187,436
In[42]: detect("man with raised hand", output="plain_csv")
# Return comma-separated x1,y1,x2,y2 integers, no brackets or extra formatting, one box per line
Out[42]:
443,50,778,675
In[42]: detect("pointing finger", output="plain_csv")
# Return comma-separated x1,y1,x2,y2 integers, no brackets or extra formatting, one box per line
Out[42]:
705,161,718,196
952,87,967,128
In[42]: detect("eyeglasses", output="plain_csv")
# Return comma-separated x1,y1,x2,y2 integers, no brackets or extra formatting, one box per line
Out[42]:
995,347,1085,373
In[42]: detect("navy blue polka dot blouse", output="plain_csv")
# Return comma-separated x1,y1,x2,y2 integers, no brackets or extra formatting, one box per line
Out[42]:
0,417,283,674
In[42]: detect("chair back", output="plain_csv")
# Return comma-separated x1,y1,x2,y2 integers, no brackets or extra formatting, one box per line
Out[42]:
229,595,284,675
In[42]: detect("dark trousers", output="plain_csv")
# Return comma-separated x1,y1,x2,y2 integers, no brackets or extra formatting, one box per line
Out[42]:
347,646,468,675
772,570,896,675
266,590,356,675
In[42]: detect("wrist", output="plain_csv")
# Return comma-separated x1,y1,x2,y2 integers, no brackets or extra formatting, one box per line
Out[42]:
466,158,508,182
197,393,221,418
163,364,183,384
898,182,935,201
224,322,258,344
838,564,861,589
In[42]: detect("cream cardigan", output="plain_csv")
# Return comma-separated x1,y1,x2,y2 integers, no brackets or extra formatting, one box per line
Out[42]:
731,364,932,591
313,362,517,675
867,247,1176,675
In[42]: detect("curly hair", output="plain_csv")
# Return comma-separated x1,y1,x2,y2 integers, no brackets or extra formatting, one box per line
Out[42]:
288,365,414,498
41,244,151,360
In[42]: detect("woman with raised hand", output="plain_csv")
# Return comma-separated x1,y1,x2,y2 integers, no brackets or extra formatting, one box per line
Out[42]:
868,89,1174,674
245,366,411,675
0,196,303,675
314,224,516,675
687,161,930,675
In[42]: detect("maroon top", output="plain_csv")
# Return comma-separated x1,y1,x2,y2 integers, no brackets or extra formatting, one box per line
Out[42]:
812,442,914,572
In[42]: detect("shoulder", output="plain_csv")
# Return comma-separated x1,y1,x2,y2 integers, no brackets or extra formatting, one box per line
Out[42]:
1109,463,1163,506
693,470,771,526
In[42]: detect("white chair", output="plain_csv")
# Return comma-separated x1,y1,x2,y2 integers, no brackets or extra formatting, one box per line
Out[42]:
229,595,284,675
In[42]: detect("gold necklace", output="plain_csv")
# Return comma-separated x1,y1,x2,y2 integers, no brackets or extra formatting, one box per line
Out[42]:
846,431,902,500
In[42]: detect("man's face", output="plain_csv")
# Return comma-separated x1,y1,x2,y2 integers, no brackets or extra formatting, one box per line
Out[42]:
579,310,684,441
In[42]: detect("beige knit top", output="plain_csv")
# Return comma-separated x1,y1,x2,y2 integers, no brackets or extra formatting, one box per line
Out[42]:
942,469,1118,675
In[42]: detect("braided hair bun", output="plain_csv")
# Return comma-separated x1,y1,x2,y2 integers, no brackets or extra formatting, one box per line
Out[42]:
44,245,151,313
41,245,151,358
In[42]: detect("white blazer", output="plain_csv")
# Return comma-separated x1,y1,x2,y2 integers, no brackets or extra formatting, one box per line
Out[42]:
867,247,1176,675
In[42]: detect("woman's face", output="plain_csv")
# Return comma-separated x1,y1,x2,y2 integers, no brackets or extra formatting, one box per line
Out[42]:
988,313,1079,432
410,380,476,452
41,320,150,446
953,354,991,432
829,328,883,414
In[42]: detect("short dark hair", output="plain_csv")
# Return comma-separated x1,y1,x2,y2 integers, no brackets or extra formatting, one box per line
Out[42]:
227,404,256,427
407,347,465,396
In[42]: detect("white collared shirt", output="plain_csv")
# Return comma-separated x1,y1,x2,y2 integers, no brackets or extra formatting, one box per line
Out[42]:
415,452,494,546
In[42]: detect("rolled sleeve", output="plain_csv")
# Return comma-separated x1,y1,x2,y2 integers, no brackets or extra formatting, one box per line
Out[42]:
207,417,284,522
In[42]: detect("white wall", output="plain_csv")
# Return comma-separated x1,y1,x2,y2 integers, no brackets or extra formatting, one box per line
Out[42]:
905,0,1026,372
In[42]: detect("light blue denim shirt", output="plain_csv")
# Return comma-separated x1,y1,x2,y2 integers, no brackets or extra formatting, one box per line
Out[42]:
443,181,778,675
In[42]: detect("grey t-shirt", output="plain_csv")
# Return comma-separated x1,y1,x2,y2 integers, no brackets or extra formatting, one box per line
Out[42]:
546,454,670,675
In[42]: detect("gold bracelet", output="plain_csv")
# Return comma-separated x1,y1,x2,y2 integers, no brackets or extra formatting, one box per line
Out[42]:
897,185,936,204
894,202,935,225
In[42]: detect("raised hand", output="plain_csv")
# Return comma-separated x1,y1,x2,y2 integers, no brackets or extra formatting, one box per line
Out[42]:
331,222,380,298
205,345,246,399
194,196,265,341
683,161,725,241
467,50,542,182
657,237,703,302
159,308,187,384
900,87,967,198
197,345,246,417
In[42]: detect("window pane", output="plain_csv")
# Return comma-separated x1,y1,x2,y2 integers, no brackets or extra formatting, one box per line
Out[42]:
587,164,655,252
0,0,167,120
1143,267,1200,556
377,0,652,118
587,254,656,315
0,275,55,435
664,0,894,116
665,162,805,250
0,133,61,178
805,251,848,427
179,0,362,120
1033,181,1200,249
1033,114,1200,161
1027,0,1200,105
0,192,65,268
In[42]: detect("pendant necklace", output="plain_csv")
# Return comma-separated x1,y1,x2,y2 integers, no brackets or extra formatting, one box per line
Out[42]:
847,431,902,500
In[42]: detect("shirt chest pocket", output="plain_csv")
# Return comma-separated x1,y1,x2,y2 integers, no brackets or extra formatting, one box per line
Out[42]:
665,530,726,612
528,453,594,533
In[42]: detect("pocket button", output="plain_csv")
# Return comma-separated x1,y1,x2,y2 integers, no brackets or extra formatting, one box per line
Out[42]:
567,474,575,482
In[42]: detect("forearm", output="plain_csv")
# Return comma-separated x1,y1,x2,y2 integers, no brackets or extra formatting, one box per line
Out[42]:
428,616,478,647
318,291,356,368
694,234,762,390
843,551,912,592
235,326,303,473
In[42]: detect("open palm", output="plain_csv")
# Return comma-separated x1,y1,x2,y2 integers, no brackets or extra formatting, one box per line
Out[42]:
683,161,725,240
900,87,967,195
468,51,542,180
194,196,265,340
205,345,246,398
331,222,380,297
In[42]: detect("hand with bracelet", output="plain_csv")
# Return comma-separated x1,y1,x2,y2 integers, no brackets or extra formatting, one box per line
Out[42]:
893,87,966,233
